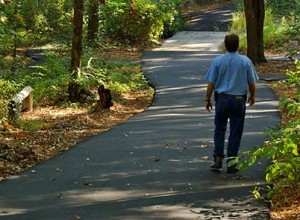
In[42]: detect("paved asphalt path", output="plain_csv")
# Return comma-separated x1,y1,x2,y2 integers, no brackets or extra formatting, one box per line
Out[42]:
0,5,280,220
182,4,235,31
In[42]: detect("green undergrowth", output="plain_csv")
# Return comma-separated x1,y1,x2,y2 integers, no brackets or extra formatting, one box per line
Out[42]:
230,1,300,56
0,50,153,123
240,60,300,204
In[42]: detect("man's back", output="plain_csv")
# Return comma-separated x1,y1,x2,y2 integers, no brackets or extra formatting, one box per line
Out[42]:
205,52,257,96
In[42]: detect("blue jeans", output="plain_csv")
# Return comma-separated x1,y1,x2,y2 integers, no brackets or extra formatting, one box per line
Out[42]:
213,94,246,159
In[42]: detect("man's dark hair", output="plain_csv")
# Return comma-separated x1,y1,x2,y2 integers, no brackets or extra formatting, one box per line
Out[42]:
224,34,239,52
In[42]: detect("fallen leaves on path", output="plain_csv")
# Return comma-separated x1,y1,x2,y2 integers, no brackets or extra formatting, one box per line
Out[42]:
255,59,297,75
0,92,153,180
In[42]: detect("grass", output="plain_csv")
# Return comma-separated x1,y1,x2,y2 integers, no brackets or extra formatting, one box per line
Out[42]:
229,8,291,53
16,119,45,131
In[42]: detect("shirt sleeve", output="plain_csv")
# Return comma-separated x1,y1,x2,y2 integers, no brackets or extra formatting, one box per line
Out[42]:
205,60,218,83
247,59,259,84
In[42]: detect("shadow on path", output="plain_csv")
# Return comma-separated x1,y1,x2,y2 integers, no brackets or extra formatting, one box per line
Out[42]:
182,4,236,31
0,4,278,220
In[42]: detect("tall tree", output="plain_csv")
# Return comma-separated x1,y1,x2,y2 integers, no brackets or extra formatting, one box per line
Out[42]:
87,0,105,43
70,0,83,71
87,0,99,43
244,0,266,64
69,0,84,102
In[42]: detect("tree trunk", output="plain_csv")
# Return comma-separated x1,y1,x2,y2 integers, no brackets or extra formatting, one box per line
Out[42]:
87,0,100,43
12,0,19,59
69,0,84,102
70,0,83,71
244,0,266,64
92,85,113,112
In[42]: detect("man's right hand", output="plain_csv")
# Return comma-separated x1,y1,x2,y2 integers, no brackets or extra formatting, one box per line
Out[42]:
248,96,255,106
248,83,256,106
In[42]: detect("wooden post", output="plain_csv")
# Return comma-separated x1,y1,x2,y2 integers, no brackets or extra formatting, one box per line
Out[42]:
8,86,33,124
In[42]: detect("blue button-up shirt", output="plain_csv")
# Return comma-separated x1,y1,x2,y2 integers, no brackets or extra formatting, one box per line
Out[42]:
205,52,259,95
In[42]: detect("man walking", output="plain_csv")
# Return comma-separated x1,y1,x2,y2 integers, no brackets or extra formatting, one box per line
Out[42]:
204,34,259,173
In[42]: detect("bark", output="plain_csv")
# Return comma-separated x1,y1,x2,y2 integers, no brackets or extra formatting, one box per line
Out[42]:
92,85,113,112
244,0,267,64
87,0,100,43
70,0,83,71
69,0,84,102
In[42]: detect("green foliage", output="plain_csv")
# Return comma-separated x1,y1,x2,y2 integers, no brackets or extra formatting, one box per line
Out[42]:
16,118,45,131
237,0,299,17
263,9,290,49
287,16,300,42
4,51,72,105
101,0,164,44
100,0,182,44
72,57,108,93
0,151,9,160
1,0,182,52
229,9,291,51
0,54,30,123
232,1,300,56
235,0,244,11
241,60,300,199
286,60,300,85
157,0,183,39
0,0,73,54
1,49,151,111
230,12,247,49
242,123,300,198
265,0,297,16
39,0,73,44
107,64,150,96
0,79,17,123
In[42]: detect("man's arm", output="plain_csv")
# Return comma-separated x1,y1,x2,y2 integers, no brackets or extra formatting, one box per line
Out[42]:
205,82,214,112
248,83,256,106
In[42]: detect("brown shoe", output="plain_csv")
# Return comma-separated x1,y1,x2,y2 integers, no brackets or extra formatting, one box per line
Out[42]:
210,156,223,171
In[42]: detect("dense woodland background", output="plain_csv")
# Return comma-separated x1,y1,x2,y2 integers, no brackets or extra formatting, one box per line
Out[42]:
0,0,300,218
0,0,299,112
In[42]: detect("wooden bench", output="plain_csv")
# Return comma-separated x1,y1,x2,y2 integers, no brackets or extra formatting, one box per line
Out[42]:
8,86,33,124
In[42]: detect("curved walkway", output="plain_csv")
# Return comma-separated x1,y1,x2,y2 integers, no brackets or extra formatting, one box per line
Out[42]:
0,6,279,220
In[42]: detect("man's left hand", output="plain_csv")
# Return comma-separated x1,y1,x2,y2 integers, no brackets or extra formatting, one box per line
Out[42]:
205,100,213,112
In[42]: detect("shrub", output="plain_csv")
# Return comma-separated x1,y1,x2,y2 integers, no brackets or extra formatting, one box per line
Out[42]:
159,0,183,38
101,0,163,44
265,0,297,16
107,64,150,96
241,60,300,199
229,12,247,50
263,9,290,49
3,52,72,106
0,79,17,123
229,8,290,51
286,60,300,85
16,118,45,131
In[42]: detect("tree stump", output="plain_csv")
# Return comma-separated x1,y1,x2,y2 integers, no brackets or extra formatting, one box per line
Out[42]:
93,85,113,112
68,82,93,103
